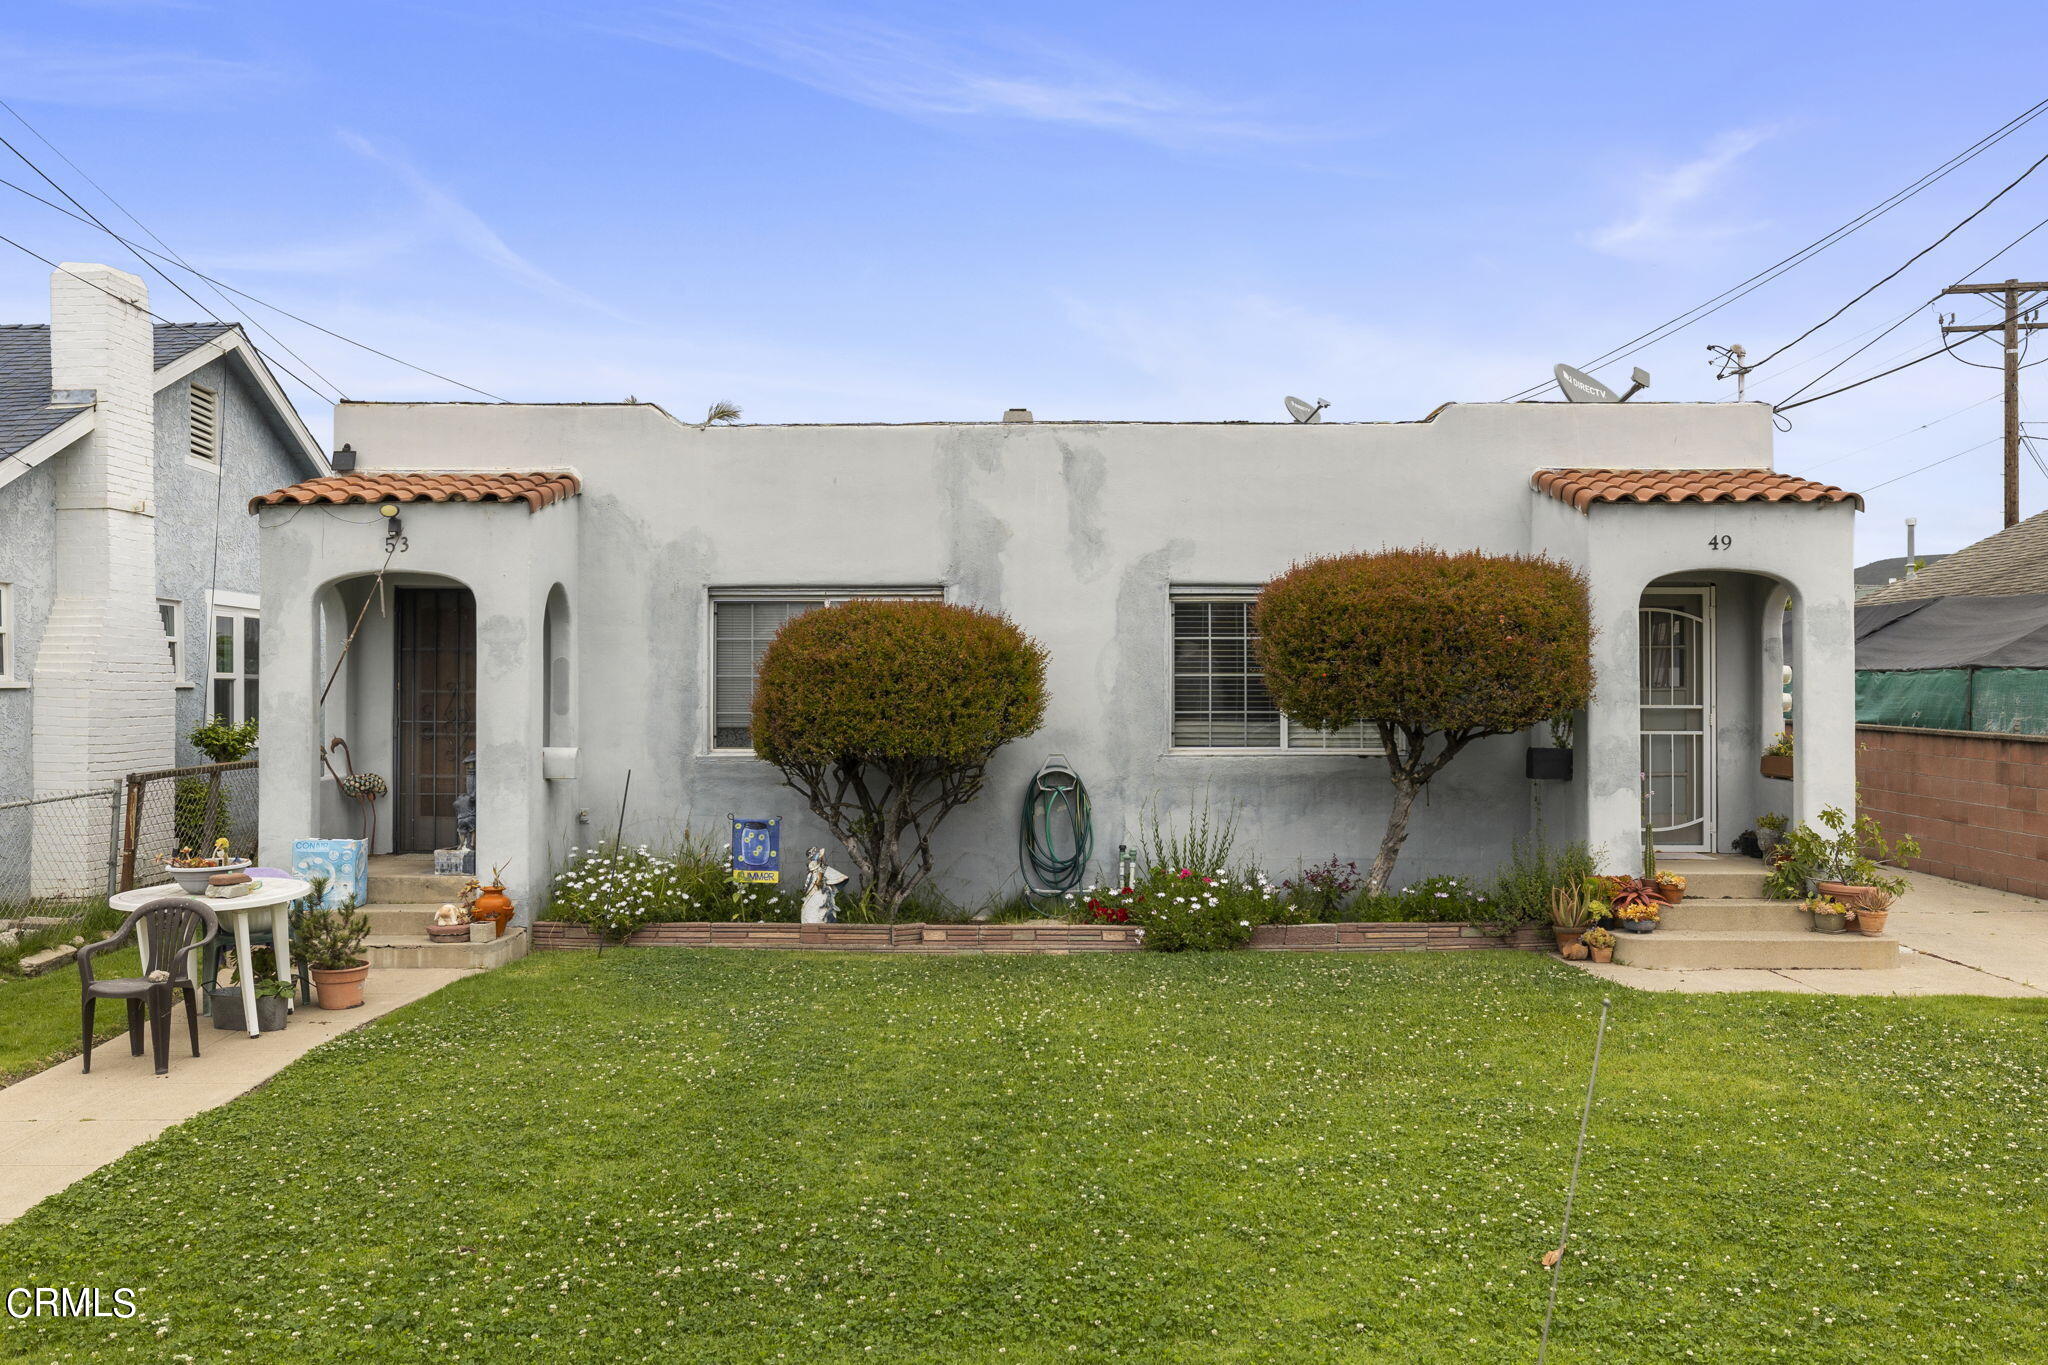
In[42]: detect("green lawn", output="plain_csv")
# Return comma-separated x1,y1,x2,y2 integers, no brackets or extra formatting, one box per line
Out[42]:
1,950,2043,1363
0,945,140,1085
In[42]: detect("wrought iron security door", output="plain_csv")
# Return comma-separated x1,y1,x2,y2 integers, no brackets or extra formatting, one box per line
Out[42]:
394,588,476,854
1639,589,1714,852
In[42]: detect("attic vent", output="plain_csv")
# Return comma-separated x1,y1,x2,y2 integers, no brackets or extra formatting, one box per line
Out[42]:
188,384,219,462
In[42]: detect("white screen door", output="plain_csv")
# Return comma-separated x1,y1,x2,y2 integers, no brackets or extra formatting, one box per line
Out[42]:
1639,588,1714,851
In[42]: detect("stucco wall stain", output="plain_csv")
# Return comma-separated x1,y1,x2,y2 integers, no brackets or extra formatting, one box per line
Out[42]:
934,429,1012,607
1056,438,1109,580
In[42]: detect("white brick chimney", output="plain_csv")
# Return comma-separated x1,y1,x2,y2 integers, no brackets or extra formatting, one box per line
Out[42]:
30,263,175,796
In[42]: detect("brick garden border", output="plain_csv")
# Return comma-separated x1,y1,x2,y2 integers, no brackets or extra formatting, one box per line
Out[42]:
531,920,1551,955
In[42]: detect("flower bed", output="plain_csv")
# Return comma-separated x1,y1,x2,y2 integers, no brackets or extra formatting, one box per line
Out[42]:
531,920,1550,954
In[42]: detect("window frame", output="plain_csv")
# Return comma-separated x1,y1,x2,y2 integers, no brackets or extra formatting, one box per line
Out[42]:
158,597,190,687
208,601,260,726
187,382,221,466
1166,587,1381,756
705,586,945,754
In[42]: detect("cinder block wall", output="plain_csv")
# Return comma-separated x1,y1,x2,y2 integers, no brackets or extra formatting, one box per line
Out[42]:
1856,725,2048,898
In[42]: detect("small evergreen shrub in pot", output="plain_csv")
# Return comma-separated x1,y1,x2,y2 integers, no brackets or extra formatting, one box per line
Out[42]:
301,898,372,1009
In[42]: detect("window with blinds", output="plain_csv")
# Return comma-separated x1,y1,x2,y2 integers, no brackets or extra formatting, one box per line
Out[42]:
1170,593,1376,752
188,384,219,462
710,589,943,751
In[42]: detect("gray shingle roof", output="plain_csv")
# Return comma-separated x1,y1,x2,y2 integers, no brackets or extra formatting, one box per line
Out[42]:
0,321,237,460
1861,511,2048,603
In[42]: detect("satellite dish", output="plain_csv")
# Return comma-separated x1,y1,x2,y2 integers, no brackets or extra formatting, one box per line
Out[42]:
1553,363,1621,403
1284,395,1329,424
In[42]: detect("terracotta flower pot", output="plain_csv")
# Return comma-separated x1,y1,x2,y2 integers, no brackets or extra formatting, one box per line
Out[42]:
311,961,370,1010
1760,754,1794,780
426,922,471,943
1853,907,1890,936
1655,882,1685,904
472,885,515,939
1589,946,1613,963
1815,881,1877,909
1552,926,1587,952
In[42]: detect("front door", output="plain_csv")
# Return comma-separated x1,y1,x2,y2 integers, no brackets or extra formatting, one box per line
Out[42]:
394,587,476,854
1639,588,1714,852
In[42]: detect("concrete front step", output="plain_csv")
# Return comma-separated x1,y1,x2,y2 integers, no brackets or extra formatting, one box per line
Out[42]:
1610,928,1897,970
366,871,473,905
1658,898,1810,932
364,927,528,970
1664,865,1767,899
362,903,447,935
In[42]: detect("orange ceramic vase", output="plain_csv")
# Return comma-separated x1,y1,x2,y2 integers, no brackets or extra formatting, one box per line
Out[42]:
473,885,515,938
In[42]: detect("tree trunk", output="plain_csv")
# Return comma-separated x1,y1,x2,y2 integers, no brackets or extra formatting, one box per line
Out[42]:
1368,775,1420,896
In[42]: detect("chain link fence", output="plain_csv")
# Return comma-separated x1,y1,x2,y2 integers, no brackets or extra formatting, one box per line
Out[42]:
0,786,119,927
118,760,260,891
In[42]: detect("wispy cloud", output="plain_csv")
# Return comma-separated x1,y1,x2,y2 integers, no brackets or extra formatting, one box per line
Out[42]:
336,131,625,318
596,2,1293,147
1588,126,1775,257
0,39,279,107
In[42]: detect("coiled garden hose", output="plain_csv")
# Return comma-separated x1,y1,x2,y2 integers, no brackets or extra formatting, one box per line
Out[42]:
1019,755,1093,896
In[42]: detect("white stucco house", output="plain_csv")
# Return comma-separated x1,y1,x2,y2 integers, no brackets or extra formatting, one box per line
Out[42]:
0,264,325,899
249,397,1860,923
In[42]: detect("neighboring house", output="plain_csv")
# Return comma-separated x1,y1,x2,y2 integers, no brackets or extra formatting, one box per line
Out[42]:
0,263,325,896
1855,511,2048,897
1855,553,1947,599
251,399,1862,918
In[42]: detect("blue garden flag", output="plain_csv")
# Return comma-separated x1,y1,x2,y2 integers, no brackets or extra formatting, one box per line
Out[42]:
730,817,781,884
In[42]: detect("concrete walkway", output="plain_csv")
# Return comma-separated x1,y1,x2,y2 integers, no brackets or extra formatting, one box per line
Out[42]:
1577,867,2048,996
0,968,468,1223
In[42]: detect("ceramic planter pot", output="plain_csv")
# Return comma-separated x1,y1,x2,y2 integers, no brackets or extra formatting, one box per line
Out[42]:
208,989,288,1032
1853,907,1890,936
1551,926,1587,952
1810,910,1850,934
1617,919,1655,934
1815,881,1879,909
426,922,471,943
1655,881,1686,904
472,885,515,938
163,860,252,895
1760,754,1794,780
1588,946,1614,963
1526,748,1573,781
311,961,370,1010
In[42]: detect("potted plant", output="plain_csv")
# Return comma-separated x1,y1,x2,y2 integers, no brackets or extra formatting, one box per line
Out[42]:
427,902,473,943
1760,731,1794,781
1652,871,1687,903
162,836,252,895
1607,877,1664,933
1755,812,1789,856
1765,806,1920,910
470,863,515,939
208,945,292,1032
1851,886,1894,936
1548,882,1596,951
1803,894,1852,934
301,896,372,1009
1579,925,1617,963
1526,713,1574,781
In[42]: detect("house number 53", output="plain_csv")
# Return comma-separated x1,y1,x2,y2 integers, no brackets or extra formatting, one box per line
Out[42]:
1707,534,1733,551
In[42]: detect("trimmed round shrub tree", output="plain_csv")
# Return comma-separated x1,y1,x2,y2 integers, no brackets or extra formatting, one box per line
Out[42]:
1256,548,1593,895
753,600,1048,918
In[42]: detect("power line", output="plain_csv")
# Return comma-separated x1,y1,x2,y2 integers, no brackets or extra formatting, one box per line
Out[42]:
1747,148,2048,372
0,100,347,404
0,228,336,403
1801,392,1999,473
1860,436,2001,494
1772,336,1991,413
1498,97,2048,401
0,176,514,404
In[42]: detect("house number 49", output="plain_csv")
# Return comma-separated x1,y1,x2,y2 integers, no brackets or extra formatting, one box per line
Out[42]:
1707,534,1733,551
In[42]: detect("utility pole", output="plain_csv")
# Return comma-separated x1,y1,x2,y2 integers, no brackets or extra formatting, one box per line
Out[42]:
1940,278,2048,528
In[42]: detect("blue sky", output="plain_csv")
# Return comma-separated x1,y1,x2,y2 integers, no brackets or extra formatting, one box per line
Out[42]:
5,1,2047,560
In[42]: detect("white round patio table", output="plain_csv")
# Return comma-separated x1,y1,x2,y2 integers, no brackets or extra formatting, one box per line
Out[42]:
109,878,311,1038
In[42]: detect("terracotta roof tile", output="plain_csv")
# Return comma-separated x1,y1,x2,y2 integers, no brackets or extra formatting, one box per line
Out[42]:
1533,467,1862,513
249,470,580,514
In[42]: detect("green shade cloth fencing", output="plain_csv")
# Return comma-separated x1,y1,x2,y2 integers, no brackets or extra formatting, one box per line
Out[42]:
1856,667,2048,735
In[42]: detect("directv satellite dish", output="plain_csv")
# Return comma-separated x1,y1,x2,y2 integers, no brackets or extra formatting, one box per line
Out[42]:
1553,363,1621,403
1284,395,1329,424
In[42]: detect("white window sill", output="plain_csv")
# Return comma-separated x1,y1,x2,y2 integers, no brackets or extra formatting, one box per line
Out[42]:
0,679,26,690
702,749,768,760
186,456,222,476
1165,747,1381,758
175,682,195,690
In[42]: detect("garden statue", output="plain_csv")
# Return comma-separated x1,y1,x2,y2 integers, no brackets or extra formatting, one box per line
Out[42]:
451,752,477,874
800,847,848,924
